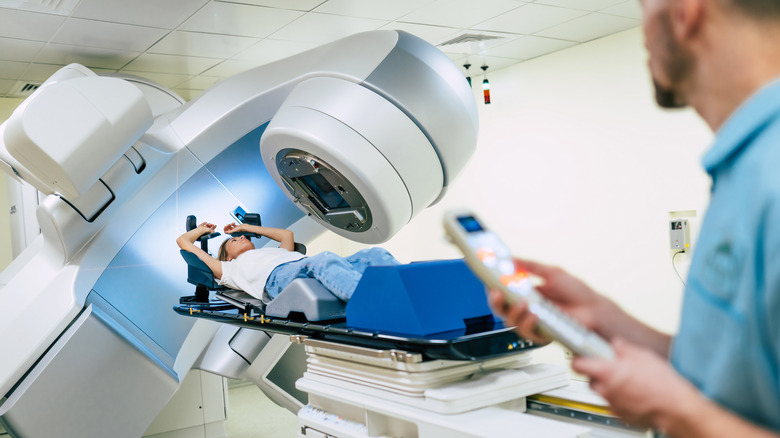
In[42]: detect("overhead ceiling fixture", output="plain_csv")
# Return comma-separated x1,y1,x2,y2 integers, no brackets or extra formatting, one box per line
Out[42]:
0,0,80,15
8,81,42,98
438,34,504,47
463,63,472,88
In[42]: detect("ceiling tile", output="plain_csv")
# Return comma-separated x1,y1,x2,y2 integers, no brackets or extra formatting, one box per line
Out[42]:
533,0,625,11
70,0,209,29
269,12,386,43
216,0,325,12
0,60,28,80
313,0,435,21
0,0,647,104
0,38,45,62
482,56,521,72
0,79,14,95
488,35,576,60
378,23,460,46
536,12,638,42
149,31,258,58
52,18,170,52
398,0,522,29
122,53,221,75
444,52,462,62
474,3,588,35
24,63,65,82
35,44,139,69
0,9,65,41
180,2,303,38
119,71,192,88
232,39,319,64
602,1,642,19
200,59,263,77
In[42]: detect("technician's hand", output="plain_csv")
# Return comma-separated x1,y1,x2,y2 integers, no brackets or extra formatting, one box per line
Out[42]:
490,290,551,344
489,258,604,344
572,337,700,429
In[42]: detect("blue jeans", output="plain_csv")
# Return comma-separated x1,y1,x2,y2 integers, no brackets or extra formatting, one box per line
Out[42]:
265,248,400,301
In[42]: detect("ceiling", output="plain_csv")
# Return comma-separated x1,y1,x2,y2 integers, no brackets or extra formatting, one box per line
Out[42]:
0,0,640,101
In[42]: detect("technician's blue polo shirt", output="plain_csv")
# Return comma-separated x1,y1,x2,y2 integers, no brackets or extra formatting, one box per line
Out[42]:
670,77,780,431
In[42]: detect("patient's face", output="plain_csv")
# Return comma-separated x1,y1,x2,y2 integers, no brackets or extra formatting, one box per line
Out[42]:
225,235,255,261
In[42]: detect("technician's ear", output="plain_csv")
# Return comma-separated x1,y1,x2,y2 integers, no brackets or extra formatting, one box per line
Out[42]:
671,0,705,40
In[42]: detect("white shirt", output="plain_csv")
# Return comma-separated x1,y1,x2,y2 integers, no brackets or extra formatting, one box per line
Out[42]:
217,248,305,299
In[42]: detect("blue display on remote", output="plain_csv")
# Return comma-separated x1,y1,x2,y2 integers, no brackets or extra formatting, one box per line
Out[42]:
457,215,484,233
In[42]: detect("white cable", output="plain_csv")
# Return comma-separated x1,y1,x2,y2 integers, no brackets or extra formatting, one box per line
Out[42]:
672,250,686,287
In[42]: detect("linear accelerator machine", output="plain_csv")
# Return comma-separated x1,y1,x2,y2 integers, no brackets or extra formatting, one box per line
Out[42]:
0,31,642,438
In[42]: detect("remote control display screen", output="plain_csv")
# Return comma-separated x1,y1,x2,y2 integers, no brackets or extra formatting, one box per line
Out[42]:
457,215,484,233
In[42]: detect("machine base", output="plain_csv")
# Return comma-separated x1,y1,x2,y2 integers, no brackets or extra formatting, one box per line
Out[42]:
297,379,589,438
292,338,585,438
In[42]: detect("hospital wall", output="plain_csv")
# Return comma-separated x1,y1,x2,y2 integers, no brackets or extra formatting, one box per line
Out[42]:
314,27,714,339
0,98,23,271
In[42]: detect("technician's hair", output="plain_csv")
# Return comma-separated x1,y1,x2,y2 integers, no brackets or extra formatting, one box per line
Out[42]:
217,239,229,262
720,0,780,19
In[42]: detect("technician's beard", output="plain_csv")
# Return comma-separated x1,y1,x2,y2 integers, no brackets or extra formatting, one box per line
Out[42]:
653,79,688,108
653,10,694,109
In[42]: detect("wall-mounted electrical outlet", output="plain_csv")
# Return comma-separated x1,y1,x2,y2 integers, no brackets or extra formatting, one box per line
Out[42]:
669,210,696,253
670,219,690,250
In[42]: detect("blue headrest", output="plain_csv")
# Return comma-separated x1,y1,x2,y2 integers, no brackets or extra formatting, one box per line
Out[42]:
180,250,223,290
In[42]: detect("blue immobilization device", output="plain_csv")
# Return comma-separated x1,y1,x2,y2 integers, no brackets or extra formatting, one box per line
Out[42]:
346,259,496,337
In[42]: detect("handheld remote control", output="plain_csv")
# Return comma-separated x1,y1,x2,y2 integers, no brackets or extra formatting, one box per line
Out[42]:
443,210,615,359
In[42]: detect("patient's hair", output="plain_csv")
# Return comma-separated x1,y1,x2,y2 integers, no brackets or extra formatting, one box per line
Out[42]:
217,240,229,262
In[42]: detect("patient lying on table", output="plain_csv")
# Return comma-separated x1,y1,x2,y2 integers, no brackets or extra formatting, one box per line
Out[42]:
176,222,400,301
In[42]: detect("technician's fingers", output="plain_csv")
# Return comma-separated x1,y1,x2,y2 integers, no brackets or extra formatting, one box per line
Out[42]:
571,338,623,380
587,377,607,399
491,290,550,344
513,257,556,279
572,355,600,378
489,289,511,313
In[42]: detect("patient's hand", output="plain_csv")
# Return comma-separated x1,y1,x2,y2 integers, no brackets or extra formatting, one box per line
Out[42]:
223,222,247,234
197,222,217,236
177,222,217,250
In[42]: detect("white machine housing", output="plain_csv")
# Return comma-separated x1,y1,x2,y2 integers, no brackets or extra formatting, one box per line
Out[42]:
261,76,443,243
0,30,478,438
4,72,152,199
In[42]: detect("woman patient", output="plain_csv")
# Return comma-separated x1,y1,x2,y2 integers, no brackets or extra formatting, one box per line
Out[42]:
177,221,400,301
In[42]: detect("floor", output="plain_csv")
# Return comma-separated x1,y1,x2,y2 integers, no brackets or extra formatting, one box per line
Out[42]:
225,381,300,438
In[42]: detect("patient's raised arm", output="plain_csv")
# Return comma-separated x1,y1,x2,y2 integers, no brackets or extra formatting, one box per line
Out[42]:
176,222,223,279
177,222,216,248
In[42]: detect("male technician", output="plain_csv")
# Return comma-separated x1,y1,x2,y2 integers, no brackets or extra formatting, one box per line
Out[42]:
493,0,780,436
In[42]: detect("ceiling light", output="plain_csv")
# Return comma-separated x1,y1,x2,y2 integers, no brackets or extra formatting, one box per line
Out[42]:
463,63,472,88
481,65,490,105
